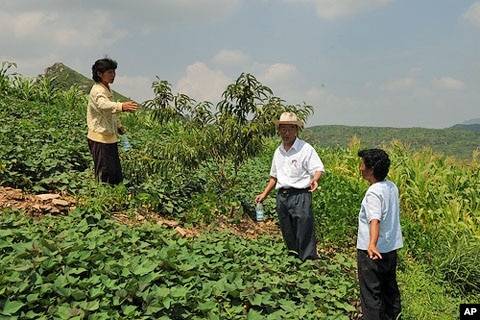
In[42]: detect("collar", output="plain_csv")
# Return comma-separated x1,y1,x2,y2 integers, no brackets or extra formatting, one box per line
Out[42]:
281,137,301,152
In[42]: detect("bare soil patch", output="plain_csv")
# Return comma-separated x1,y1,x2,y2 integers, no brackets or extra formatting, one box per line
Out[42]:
0,186,280,239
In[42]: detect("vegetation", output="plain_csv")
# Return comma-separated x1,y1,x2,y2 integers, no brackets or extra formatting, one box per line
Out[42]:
303,125,480,161
1,60,479,319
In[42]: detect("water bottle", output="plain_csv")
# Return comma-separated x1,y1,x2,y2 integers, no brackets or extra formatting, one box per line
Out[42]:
255,201,264,222
120,134,132,152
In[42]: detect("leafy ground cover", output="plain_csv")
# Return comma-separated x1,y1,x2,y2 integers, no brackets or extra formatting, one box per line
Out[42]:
1,202,360,319
1,63,479,319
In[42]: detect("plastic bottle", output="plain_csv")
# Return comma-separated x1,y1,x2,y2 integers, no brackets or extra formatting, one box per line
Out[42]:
255,201,264,222
120,134,132,152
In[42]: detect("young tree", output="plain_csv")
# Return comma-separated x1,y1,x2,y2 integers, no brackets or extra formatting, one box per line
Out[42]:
144,73,313,192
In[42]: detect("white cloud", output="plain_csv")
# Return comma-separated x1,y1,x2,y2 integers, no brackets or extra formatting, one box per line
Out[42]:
2,0,242,27
0,0,241,51
260,63,298,84
284,0,391,19
381,77,417,91
462,2,480,28
0,0,243,78
212,50,251,67
432,76,465,90
14,12,47,37
177,60,304,107
114,75,154,103
2,8,124,49
407,67,422,76
175,62,230,103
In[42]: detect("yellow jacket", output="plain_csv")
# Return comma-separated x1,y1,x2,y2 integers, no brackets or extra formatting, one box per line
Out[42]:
87,83,123,144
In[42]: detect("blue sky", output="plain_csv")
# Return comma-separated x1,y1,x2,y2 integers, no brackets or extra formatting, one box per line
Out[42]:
1,0,480,128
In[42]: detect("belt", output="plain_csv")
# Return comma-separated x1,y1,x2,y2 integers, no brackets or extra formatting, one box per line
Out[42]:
278,187,310,195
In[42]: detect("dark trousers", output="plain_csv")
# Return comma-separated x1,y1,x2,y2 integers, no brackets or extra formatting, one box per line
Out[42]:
88,139,123,185
357,249,401,320
276,191,318,261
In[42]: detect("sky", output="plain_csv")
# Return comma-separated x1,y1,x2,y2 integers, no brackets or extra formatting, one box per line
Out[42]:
1,0,480,129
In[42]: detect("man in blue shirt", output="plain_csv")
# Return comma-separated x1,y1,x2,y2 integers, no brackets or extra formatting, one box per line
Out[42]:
357,148,403,320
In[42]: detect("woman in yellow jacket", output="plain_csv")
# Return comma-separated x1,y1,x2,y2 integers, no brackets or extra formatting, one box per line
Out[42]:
87,57,137,185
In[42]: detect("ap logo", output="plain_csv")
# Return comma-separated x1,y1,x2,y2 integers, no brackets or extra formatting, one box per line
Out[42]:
460,304,480,320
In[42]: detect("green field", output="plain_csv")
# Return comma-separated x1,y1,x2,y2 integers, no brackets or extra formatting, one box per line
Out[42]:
1,61,479,319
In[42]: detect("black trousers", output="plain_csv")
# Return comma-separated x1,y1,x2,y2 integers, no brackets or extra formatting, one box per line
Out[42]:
276,191,318,261
357,249,401,320
88,139,123,185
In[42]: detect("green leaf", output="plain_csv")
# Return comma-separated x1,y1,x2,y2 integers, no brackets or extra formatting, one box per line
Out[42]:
2,300,25,315
132,261,156,275
122,305,137,316
79,300,99,311
197,300,216,312
170,286,188,298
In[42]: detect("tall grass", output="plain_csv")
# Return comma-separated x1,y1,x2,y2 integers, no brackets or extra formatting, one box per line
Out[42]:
313,138,480,297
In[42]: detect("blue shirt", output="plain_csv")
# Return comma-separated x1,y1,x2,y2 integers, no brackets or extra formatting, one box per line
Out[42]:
356,180,404,252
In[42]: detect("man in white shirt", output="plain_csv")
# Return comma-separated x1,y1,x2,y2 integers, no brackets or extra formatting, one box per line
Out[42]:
256,112,325,261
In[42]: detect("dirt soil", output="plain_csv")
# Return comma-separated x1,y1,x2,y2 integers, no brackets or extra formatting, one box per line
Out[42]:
0,186,280,239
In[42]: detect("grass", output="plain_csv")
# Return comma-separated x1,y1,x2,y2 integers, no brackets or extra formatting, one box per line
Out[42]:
397,256,462,319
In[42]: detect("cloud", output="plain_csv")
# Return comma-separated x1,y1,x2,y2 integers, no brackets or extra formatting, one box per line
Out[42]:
114,75,154,103
256,63,309,104
381,77,417,91
176,59,304,107
260,63,298,84
1,8,125,51
118,0,242,27
212,50,251,67
0,0,242,53
284,0,391,20
432,76,465,90
174,62,230,103
13,11,47,37
2,0,242,27
0,0,244,78
462,2,480,28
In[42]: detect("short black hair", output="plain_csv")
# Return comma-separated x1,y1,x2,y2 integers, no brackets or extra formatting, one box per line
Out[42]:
358,148,390,181
91,57,117,82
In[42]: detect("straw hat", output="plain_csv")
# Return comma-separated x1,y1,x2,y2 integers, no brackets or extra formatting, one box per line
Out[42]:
274,112,304,127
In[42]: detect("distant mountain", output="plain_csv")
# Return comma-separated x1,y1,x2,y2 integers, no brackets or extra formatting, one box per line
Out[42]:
450,123,480,131
42,62,132,102
449,118,480,131
460,118,480,125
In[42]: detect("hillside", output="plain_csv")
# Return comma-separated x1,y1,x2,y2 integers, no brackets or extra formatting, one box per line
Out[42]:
459,118,480,125
43,62,132,102
303,125,480,160
449,123,480,131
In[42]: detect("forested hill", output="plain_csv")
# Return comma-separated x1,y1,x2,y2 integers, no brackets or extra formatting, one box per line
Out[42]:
303,125,480,160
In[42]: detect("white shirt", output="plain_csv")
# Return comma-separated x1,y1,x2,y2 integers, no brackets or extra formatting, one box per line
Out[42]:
270,137,325,189
356,180,404,252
